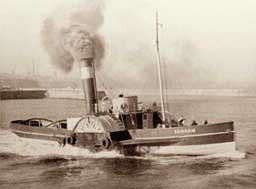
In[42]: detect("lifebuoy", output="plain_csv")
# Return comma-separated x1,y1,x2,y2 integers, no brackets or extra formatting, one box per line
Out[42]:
61,138,67,147
67,137,73,144
120,103,128,112
102,138,111,149
101,96,113,112
63,136,76,145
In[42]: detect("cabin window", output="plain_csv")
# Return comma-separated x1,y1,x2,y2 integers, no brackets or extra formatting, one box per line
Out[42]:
110,131,132,141
60,123,67,129
30,120,40,127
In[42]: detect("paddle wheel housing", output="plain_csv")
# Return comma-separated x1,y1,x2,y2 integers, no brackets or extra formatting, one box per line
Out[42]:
66,114,130,151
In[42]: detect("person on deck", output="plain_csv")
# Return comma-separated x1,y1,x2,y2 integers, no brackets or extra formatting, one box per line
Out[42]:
178,116,186,126
152,102,158,111
191,120,198,126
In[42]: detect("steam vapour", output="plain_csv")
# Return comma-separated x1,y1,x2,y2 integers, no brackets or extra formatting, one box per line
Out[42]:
61,24,104,62
41,0,105,72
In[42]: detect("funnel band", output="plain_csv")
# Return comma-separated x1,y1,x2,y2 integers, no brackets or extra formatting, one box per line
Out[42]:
80,67,93,79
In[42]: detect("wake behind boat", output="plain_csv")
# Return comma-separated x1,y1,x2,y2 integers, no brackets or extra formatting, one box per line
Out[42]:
10,13,237,156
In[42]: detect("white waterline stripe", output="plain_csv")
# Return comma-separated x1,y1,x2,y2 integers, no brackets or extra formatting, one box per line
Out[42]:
12,129,235,141
12,129,68,138
133,131,235,140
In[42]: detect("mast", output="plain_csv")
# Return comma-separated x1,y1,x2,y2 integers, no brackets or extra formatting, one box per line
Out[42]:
155,12,166,125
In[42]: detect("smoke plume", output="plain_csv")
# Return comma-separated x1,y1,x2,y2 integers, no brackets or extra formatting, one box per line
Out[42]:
41,0,105,72
61,24,104,63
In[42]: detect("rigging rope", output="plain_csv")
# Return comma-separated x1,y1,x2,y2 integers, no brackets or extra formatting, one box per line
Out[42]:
162,57,170,112
95,70,115,98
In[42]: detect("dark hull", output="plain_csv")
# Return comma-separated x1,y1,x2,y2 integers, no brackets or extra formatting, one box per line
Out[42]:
10,122,71,144
126,122,234,145
10,120,236,156
0,89,47,100
121,122,236,155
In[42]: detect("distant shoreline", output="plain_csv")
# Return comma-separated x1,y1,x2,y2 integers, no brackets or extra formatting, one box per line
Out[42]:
46,88,256,100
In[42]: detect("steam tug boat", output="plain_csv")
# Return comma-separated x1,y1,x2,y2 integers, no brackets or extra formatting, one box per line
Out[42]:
10,95,236,156
10,15,236,156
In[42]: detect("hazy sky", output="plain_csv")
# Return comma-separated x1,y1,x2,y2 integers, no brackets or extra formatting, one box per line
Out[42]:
1,0,256,88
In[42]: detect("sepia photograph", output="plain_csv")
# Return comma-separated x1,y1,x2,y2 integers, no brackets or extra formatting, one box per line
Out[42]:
0,0,255,188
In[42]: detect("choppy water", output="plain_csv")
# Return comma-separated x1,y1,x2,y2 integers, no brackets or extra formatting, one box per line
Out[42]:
0,97,255,189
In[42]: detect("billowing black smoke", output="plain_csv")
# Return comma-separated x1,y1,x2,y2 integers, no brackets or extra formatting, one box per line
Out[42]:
60,24,104,62
41,0,105,72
